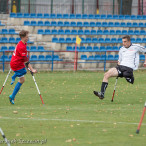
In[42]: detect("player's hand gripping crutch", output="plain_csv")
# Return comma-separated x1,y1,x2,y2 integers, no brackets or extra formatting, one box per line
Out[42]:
136,101,146,134
0,69,11,94
111,77,118,102
28,68,44,105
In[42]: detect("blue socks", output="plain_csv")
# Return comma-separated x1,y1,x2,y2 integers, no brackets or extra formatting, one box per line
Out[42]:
11,82,22,100
11,74,17,85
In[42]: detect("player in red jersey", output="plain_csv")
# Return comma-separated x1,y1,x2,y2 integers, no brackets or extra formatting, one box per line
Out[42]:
9,30,37,104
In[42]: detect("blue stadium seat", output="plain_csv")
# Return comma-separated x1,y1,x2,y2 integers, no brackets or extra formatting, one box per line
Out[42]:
38,46,44,51
45,29,51,34
117,38,122,43
108,22,114,27
131,38,136,43
84,30,90,35
38,55,45,61
81,55,87,60
71,29,77,35
53,55,62,61
44,21,51,26
93,46,99,51
86,46,92,51
142,38,146,43
111,38,117,43
1,46,8,51
140,30,145,35
50,14,56,19
107,14,113,19
114,22,120,27
119,15,124,19
134,30,140,35
95,14,100,19
102,22,108,27
66,38,72,43
70,21,76,27
92,38,98,43
91,30,96,35
51,21,57,26
9,29,16,34
1,29,8,34
136,38,142,43
58,29,65,35
137,15,143,20
64,21,70,27
9,55,12,61
17,13,23,18
44,13,50,18
100,55,106,60
76,14,82,19
24,13,30,18
38,29,44,34
9,37,15,43
88,14,94,19
77,22,83,27
122,30,128,35
16,38,21,43
37,13,43,18
143,15,146,19
82,14,88,19
1,37,8,43
86,38,92,43
87,55,95,60
79,46,85,51
116,30,122,35
98,38,104,43
125,15,131,19
72,38,76,43
1,55,9,61
81,38,85,43
127,22,132,27
30,55,37,61
26,46,30,50
52,29,58,35
131,15,137,20
59,38,65,43
132,22,138,27
30,46,37,50
100,46,106,51
103,30,109,35
66,46,73,51
114,55,119,60
24,21,30,26
30,13,37,18
73,46,79,51
94,55,101,60
112,46,119,50
9,46,15,51
105,38,110,43
63,14,69,19
38,21,44,26
110,30,115,35
10,13,16,18
113,15,119,19
57,14,62,19
96,22,102,27
128,30,134,35
120,22,126,27
139,23,144,27
46,55,52,61
58,21,64,26
83,22,90,27
100,14,106,19
97,30,103,35
78,30,84,35
140,54,145,60
52,37,58,43
65,29,71,35
70,14,76,19
31,21,37,26
107,55,114,60
106,46,112,50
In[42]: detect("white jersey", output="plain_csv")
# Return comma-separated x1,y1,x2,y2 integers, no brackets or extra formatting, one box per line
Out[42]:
118,44,146,70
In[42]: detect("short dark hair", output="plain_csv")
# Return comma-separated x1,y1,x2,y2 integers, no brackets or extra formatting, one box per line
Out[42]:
19,30,29,39
122,35,131,41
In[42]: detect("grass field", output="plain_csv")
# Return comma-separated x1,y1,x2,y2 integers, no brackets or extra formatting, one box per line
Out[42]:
0,70,146,146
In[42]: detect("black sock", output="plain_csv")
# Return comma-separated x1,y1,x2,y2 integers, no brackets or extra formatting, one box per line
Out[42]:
101,82,108,95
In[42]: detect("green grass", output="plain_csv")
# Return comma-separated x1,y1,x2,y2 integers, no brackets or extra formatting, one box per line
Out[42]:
0,70,146,146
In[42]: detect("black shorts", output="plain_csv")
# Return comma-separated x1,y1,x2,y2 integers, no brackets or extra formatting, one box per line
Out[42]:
116,65,134,84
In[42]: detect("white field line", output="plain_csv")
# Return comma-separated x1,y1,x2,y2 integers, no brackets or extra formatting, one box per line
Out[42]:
0,117,146,126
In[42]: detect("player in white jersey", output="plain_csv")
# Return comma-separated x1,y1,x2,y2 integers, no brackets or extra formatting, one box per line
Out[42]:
93,35,146,99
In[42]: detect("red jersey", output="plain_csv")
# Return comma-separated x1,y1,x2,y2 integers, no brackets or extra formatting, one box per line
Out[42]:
10,41,29,71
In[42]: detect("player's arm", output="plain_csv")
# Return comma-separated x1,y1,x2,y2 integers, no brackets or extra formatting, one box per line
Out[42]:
138,45,146,66
25,61,37,73
117,49,122,65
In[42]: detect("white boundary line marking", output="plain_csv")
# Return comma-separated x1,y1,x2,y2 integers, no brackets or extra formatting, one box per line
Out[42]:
0,117,146,126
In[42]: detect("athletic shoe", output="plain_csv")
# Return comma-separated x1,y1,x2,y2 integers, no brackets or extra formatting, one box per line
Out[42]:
93,91,104,99
9,95,14,104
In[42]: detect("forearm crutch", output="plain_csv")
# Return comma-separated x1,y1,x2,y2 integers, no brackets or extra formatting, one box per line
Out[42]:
111,77,118,102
